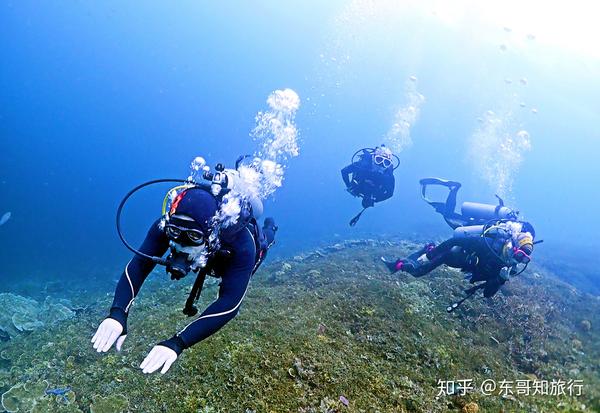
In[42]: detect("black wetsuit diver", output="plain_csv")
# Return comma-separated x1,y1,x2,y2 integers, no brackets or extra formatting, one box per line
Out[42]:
341,145,396,225
382,178,536,304
92,187,277,373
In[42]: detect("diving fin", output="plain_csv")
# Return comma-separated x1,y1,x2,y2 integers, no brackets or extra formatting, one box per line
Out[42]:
381,257,401,273
420,177,465,229
419,177,462,189
349,208,367,226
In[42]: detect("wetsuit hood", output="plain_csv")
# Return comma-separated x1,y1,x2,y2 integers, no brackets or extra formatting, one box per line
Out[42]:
169,187,219,233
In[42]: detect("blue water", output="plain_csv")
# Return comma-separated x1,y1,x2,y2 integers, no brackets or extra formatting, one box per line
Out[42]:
1,1,599,293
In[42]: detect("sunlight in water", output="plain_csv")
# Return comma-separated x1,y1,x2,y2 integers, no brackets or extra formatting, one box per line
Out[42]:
339,0,600,59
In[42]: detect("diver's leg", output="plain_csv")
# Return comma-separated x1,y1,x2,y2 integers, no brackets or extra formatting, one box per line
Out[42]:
382,242,438,276
444,181,461,216
361,187,375,208
403,239,461,276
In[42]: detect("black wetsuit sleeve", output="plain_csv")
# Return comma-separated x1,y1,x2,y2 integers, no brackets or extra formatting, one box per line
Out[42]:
161,227,256,354
374,173,395,202
108,218,169,332
341,164,356,188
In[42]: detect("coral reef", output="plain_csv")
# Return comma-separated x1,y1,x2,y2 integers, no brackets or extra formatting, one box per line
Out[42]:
89,394,129,413
0,239,598,412
0,294,75,340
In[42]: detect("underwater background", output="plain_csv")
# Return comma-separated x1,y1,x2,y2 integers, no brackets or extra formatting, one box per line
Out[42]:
1,1,599,412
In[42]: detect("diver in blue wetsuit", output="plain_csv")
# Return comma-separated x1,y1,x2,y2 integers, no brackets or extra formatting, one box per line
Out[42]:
92,186,277,374
342,145,397,226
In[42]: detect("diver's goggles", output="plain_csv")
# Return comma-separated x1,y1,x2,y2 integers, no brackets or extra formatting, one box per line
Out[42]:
164,224,206,246
374,154,392,168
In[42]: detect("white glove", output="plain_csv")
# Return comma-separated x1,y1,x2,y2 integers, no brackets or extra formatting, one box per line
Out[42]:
91,318,127,352
140,345,178,374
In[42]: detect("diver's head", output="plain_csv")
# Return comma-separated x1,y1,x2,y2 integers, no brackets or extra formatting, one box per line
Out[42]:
503,230,534,265
163,188,219,279
372,145,393,169
521,221,536,239
514,231,534,257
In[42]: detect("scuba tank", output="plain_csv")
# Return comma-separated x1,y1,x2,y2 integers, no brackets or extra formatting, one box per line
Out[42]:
461,201,517,222
453,225,485,239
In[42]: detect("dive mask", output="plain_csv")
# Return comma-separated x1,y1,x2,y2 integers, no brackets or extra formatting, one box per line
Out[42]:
512,247,531,264
164,224,206,246
374,154,392,168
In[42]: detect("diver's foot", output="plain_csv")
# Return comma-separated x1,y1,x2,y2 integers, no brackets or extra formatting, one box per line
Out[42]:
409,242,435,259
381,257,407,274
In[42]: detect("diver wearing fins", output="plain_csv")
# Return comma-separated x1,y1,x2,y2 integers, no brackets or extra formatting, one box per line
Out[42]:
382,178,539,310
341,145,398,226
92,160,277,374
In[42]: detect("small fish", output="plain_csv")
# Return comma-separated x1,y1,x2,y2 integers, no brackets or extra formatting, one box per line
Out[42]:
0,212,11,226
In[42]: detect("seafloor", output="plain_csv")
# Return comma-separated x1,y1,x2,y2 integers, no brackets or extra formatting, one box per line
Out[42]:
1,239,598,412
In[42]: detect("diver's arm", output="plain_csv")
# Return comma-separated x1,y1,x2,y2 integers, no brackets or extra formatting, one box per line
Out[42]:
483,273,507,298
375,174,395,202
109,218,169,331
160,228,255,355
92,218,169,353
341,164,355,188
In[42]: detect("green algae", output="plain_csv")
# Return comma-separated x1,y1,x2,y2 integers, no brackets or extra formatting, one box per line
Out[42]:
0,239,598,412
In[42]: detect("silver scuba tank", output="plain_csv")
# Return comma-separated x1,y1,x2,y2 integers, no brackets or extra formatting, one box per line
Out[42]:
453,225,485,238
461,202,515,221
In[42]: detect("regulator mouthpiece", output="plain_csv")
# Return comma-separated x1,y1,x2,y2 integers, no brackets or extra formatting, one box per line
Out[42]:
166,250,193,280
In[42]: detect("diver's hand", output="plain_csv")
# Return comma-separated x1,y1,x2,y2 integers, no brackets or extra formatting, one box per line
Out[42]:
140,345,178,374
499,266,511,282
91,318,126,352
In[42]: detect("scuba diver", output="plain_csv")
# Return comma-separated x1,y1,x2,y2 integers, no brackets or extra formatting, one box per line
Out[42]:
341,145,398,226
381,178,539,312
91,157,277,374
